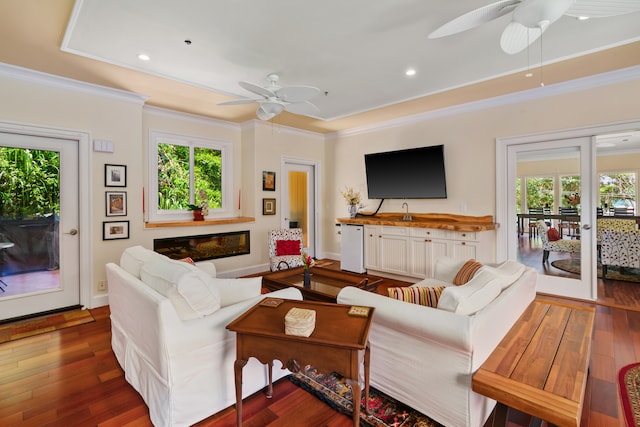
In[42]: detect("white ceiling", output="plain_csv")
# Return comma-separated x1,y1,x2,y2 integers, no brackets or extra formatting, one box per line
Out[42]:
61,0,640,122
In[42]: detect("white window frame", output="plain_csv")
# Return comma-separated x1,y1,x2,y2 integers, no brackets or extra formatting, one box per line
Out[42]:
148,130,233,222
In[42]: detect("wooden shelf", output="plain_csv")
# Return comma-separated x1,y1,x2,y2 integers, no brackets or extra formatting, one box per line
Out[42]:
144,216,255,229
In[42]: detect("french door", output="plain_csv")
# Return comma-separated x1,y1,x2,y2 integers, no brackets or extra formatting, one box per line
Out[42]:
499,136,596,300
0,132,80,320
280,159,317,258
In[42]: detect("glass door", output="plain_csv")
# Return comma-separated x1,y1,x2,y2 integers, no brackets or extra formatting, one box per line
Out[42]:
0,132,80,320
505,137,596,300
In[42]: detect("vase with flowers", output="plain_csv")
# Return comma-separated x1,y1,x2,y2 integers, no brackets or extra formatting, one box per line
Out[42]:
341,186,361,218
301,251,315,287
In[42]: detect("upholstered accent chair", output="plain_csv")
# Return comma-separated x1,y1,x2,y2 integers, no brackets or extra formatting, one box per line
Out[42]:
600,229,640,277
268,228,304,271
596,218,637,241
537,220,581,263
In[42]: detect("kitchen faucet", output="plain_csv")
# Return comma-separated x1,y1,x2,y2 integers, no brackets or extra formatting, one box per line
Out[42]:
401,202,412,221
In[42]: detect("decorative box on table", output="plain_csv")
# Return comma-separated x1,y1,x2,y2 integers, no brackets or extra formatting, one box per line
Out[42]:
285,307,316,337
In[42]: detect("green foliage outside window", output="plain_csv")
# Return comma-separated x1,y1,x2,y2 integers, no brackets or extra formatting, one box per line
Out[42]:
0,147,60,219
525,176,554,211
157,143,222,210
560,175,580,207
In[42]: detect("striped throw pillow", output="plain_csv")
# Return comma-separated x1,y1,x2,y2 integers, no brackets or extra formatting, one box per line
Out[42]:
387,286,446,307
452,259,483,286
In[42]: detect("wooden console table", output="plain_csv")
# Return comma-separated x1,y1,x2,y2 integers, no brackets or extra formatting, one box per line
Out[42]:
226,299,374,427
472,298,594,427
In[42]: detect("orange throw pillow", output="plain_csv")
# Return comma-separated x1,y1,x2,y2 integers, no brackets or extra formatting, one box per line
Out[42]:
452,259,483,286
388,286,445,307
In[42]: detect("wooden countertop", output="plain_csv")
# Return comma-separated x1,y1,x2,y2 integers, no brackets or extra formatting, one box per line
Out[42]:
336,212,497,232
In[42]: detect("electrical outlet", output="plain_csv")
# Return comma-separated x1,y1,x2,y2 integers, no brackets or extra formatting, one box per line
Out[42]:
98,280,108,292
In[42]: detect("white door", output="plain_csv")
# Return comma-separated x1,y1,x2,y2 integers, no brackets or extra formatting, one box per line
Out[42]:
281,160,317,257
501,137,596,300
0,132,80,320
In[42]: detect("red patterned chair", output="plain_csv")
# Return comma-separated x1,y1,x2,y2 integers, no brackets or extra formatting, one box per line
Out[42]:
268,228,304,271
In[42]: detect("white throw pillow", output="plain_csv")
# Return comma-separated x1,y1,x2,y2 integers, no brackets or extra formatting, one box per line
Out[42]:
140,256,221,320
478,260,526,290
433,257,468,283
213,277,262,307
120,245,164,278
437,270,506,315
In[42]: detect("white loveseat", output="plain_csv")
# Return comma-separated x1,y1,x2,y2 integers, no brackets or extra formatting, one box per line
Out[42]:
106,246,303,427
337,257,537,427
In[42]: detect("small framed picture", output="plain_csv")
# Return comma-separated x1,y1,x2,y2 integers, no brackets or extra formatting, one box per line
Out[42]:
262,171,276,191
263,198,276,215
103,220,130,240
106,191,127,216
105,164,127,187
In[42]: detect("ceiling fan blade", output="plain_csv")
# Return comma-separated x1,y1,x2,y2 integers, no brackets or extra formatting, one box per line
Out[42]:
276,86,321,103
500,21,546,54
238,81,275,98
566,0,640,18
217,98,262,106
428,0,522,39
284,101,320,117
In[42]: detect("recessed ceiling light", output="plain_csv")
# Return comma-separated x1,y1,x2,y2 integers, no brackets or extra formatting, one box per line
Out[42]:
137,53,151,61
525,72,533,78
405,68,416,77
577,16,589,21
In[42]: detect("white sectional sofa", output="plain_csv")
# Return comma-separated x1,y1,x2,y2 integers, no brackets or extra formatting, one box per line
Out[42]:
106,246,303,427
337,257,537,427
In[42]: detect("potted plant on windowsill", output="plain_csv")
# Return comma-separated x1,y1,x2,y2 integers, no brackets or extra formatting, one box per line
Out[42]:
188,190,209,221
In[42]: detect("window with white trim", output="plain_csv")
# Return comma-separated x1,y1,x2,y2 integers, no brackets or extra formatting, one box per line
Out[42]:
148,131,232,222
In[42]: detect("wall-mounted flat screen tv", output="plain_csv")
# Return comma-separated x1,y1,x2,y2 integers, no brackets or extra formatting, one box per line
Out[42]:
364,145,447,199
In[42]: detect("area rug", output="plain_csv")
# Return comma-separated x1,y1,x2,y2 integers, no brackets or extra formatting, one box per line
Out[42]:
0,309,95,344
551,259,640,283
290,365,442,427
619,363,640,427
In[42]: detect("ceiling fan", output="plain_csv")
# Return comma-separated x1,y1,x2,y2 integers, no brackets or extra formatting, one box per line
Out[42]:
428,0,640,54
218,73,321,120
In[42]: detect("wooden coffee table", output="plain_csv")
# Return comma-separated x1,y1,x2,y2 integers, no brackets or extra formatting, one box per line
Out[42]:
226,298,374,427
262,266,382,302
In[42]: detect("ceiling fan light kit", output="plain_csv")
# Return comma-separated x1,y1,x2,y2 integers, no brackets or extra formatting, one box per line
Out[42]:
218,73,321,120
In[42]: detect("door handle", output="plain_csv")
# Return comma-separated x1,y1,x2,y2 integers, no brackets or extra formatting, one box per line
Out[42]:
65,229,78,235
582,224,591,230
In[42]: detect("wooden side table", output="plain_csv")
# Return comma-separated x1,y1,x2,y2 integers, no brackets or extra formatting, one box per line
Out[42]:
472,298,594,427
226,298,374,427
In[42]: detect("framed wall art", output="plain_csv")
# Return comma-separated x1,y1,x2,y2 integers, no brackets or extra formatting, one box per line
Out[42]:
105,164,127,187
263,198,276,215
103,220,130,240
262,171,276,191
106,191,127,216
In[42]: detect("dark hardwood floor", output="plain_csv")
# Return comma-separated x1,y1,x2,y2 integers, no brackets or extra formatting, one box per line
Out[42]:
0,247,636,426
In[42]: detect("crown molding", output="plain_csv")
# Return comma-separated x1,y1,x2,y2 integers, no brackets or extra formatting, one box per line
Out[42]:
0,62,149,105
143,105,241,131
242,119,325,141
333,65,640,138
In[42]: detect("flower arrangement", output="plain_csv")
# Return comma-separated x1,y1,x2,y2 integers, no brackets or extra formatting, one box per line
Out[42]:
564,193,580,206
341,186,361,206
301,251,315,270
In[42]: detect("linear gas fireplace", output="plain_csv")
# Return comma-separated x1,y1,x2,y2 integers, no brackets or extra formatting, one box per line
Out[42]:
154,230,250,262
